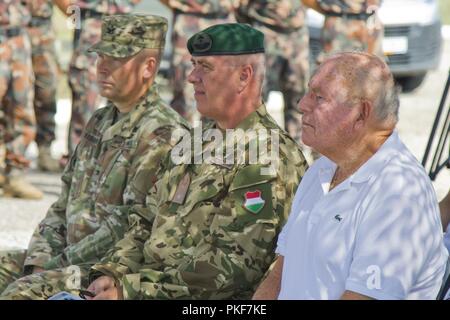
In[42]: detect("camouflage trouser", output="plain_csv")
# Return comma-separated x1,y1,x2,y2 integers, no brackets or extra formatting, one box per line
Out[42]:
254,23,309,145
317,15,384,64
0,249,90,300
28,22,59,147
68,17,104,155
0,249,26,293
170,12,235,124
0,31,36,171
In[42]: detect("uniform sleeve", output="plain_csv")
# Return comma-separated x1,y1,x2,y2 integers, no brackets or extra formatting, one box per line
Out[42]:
23,149,77,270
92,158,305,299
89,168,169,281
40,126,178,269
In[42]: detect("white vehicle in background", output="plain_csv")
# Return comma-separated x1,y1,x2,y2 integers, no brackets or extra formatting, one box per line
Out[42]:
140,0,443,93
307,0,443,92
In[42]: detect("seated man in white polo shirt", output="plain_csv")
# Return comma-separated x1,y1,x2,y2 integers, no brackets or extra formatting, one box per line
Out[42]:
253,52,449,300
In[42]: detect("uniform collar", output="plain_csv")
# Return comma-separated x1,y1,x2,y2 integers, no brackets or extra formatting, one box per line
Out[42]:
194,103,268,168
102,84,160,142
235,103,267,131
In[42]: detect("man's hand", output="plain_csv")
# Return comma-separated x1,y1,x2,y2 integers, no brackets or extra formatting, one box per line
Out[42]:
252,256,284,300
86,276,123,300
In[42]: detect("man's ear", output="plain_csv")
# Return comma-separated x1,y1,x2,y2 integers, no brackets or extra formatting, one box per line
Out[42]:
238,65,253,93
355,99,372,130
143,56,157,79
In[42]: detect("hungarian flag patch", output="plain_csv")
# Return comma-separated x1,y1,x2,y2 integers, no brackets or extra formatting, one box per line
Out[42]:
243,190,265,214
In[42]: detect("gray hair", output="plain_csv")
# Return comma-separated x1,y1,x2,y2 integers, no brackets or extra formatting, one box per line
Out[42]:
326,52,400,124
225,53,266,93
372,70,399,124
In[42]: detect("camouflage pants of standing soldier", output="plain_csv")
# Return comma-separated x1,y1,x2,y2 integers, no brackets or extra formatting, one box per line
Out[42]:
170,13,235,124
254,22,309,145
0,32,36,171
0,250,90,300
28,22,59,148
317,15,384,64
68,17,104,155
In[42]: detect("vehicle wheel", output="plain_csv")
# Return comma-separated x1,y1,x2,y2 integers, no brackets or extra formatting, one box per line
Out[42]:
396,73,427,93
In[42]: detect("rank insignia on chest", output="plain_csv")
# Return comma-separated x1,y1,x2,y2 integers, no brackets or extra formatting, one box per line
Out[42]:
243,190,265,214
171,173,191,205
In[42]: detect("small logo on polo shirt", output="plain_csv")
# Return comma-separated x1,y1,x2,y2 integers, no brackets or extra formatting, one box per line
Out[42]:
334,214,342,222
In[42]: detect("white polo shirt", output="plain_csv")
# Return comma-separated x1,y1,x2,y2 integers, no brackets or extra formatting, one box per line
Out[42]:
277,131,448,300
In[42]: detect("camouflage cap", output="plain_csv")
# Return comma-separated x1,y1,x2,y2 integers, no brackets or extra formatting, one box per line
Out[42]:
88,14,168,58
187,23,265,56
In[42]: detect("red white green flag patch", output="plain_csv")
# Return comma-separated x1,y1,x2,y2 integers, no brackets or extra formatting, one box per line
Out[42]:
243,190,265,214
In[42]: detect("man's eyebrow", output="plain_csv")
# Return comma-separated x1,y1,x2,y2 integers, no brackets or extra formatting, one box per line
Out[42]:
191,58,214,69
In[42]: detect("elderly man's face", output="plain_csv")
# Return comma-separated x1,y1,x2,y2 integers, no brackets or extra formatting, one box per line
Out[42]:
96,53,146,106
298,61,361,155
187,56,240,119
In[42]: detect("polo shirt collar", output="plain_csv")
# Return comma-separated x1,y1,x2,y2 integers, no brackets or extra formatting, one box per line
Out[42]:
317,131,401,193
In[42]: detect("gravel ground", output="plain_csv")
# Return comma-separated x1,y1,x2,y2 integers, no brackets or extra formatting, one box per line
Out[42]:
1,36,449,250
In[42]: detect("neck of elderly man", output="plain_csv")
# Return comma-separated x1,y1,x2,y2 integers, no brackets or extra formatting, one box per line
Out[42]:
96,48,161,113
301,53,398,187
188,53,264,129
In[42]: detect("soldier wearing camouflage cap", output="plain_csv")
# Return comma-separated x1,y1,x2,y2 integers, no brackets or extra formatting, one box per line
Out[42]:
86,23,308,300
53,0,142,165
0,14,190,300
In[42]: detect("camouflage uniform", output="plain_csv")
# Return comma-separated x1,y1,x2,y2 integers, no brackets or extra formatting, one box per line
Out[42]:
0,0,36,175
90,104,308,299
0,83,190,299
164,0,236,123
236,0,309,144
316,0,384,63
68,0,141,155
27,0,58,149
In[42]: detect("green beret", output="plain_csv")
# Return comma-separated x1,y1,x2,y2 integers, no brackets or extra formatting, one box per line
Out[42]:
187,23,265,56
88,14,168,58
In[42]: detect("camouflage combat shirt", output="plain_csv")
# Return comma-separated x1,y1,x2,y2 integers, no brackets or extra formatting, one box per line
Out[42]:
24,84,190,271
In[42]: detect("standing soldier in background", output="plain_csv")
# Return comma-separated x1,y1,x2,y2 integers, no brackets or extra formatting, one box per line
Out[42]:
303,0,384,64
54,0,141,162
160,0,236,123
235,0,309,145
27,0,61,172
0,0,43,199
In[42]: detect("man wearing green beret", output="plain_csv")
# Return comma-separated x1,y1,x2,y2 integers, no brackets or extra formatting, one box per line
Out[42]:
0,14,189,300
86,23,308,300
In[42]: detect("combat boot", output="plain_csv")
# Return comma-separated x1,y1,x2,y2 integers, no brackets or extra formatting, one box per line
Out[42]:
3,175,43,200
37,145,62,172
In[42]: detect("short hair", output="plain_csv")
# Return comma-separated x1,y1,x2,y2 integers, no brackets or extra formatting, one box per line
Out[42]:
137,48,163,70
324,52,400,124
225,53,266,93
